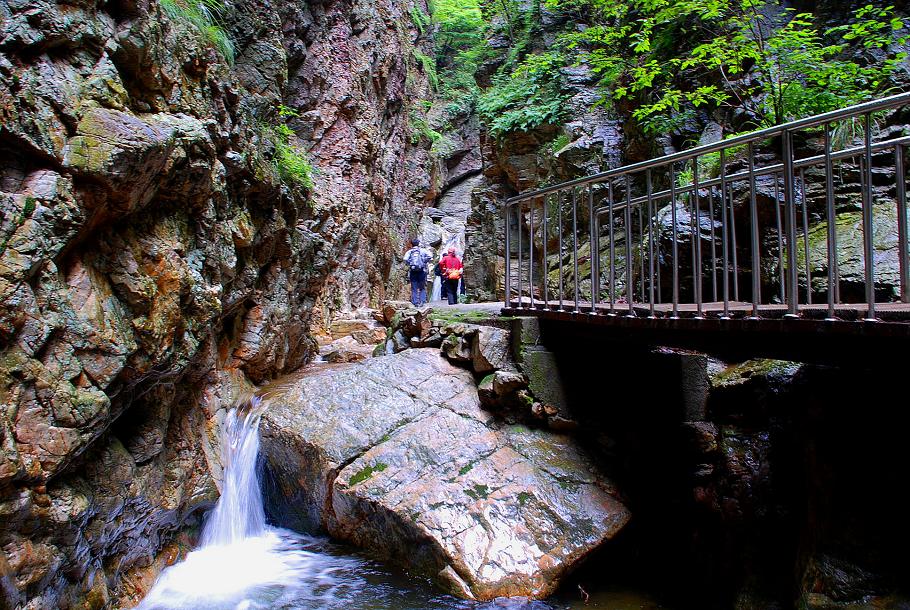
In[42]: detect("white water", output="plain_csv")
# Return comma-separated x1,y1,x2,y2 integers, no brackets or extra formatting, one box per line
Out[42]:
136,399,360,610
431,276,442,302
133,398,651,610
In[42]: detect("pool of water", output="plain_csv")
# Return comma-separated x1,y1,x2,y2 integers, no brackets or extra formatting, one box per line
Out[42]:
137,527,665,610
134,404,666,610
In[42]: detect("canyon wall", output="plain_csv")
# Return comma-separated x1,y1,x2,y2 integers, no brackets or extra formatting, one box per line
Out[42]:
0,0,433,606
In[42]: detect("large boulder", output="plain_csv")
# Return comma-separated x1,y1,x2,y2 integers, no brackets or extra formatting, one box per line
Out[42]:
260,348,629,600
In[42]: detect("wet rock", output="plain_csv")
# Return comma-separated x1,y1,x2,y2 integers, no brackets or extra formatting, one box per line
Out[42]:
381,300,414,325
328,319,386,345
478,370,530,415
799,553,886,608
708,359,803,425
321,336,376,363
797,203,905,301
261,349,629,600
391,329,411,353
439,323,516,374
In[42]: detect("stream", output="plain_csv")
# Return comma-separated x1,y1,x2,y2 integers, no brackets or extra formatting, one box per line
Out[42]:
134,400,666,610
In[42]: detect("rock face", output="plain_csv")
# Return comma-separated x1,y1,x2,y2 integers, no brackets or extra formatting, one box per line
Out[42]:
260,348,629,600
0,0,434,606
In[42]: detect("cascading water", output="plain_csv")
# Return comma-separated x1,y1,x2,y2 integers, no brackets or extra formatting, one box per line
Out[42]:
134,396,651,610
135,398,359,610
201,402,267,547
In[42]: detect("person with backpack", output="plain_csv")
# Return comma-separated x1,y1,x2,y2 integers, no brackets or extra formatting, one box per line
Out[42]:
439,246,463,305
404,238,432,306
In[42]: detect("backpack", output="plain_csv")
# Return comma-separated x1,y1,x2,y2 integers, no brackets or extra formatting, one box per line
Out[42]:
406,247,428,271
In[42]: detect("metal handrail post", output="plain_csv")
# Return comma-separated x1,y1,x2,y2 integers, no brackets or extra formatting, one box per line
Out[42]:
824,124,838,321
671,166,680,318
504,201,511,307
589,186,598,312
800,168,812,305
558,190,564,311
897,144,908,303
517,200,523,308
647,170,656,317
625,176,634,317
721,149,731,319
609,181,616,315
542,194,549,308
862,113,876,321
748,143,760,318
572,188,580,312
529,198,535,309
693,157,704,318
783,130,799,317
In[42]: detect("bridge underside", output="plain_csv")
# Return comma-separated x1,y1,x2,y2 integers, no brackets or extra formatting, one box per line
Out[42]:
502,300,910,365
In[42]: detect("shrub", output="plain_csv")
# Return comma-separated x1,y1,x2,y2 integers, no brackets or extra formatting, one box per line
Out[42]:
477,51,568,138
268,107,314,189
160,0,235,63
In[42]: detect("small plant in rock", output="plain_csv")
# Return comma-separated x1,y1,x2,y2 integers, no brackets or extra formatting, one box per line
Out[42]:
410,5,431,36
268,105,314,189
412,49,440,91
408,109,443,145
160,0,235,63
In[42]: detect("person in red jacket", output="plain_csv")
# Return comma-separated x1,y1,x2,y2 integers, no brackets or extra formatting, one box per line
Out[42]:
439,246,463,305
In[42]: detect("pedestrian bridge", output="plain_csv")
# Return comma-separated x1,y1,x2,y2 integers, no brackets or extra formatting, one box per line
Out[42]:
499,92,910,363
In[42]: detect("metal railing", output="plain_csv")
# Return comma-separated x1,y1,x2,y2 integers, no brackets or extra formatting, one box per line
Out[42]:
503,92,910,321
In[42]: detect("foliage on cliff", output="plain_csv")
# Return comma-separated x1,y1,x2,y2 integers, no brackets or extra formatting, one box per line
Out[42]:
424,0,908,139
161,0,235,62
548,0,909,133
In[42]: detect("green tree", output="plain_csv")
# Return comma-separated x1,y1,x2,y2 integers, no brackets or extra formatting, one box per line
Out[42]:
549,0,908,132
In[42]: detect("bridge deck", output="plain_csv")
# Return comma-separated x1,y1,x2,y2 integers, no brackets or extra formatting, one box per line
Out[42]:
502,299,910,363
505,299,910,322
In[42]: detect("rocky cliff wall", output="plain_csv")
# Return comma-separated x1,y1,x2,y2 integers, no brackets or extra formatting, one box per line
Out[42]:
0,0,433,607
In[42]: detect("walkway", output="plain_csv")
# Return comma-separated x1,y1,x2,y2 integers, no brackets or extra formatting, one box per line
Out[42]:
498,93,910,361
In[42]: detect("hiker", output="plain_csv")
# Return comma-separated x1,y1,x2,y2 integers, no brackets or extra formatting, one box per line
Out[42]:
404,238,433,306
439,246,463,305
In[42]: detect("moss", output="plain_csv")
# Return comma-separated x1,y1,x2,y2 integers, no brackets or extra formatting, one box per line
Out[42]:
348,462,388,486
428,310,502,325
710,359,801,389
0,196,39,256
464,483,489,500
458,462,474,476
555,478,580,492
517,491,532,505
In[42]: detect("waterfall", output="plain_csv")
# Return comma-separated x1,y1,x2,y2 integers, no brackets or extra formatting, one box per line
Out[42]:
135,398,357,610
200,402,267,547
431,276,442,302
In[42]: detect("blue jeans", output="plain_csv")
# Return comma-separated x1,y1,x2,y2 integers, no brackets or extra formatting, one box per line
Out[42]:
409,269,428,305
